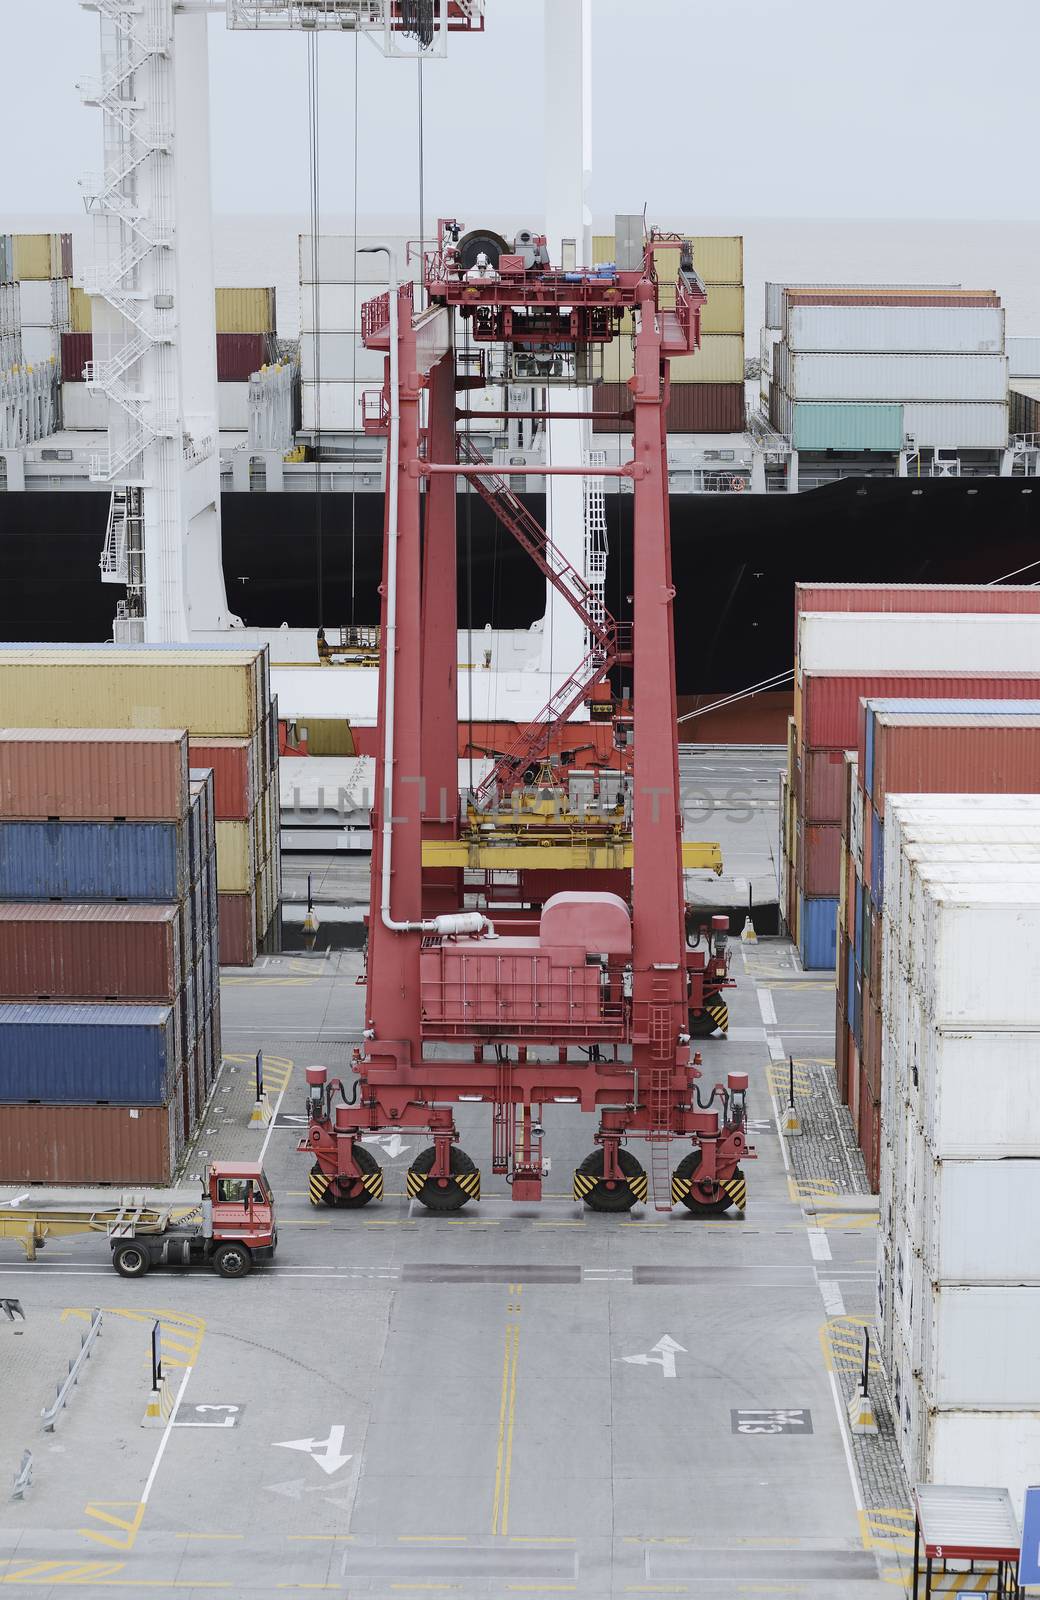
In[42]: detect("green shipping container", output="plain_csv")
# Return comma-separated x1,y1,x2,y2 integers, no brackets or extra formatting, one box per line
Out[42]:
791,402,904,452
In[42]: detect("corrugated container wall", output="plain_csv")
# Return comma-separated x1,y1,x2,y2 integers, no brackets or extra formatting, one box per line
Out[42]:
0,728,190,820
214,287,276,334
59,331,92,381
786,353,1007,402
68,287,92,332
789,403,903,452
871,714,1040,819
799,894,838,970
0,904,182,1002
0,1003,176,1104
217,332,271,383
787,305,1004,354
795,581,1040,628
797,613,1040,682
1007,337,1040,378
12,233,72,281
698,284,744,336
188,738,255,820
899,401,1007,449
0,650,263,735
218,893,258,967
593,381,745,435
0,820,188,901
0,1100,182,1184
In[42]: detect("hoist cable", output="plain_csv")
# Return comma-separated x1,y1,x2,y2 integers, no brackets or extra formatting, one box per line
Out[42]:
349,22,359,624
306,31,323,627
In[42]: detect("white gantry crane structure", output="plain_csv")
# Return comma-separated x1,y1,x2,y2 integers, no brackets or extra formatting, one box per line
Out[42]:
77,0,602,704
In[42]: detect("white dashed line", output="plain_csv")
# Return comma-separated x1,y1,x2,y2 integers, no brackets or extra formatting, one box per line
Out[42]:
819,1280,846,1317
757,990,778,1027
807,1227,832,1262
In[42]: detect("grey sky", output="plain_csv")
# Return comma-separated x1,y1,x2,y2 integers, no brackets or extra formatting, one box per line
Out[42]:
2,0,1037,223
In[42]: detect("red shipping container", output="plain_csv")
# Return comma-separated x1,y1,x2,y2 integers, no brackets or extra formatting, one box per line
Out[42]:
188,737,255,820
217,332,269,382
0,903,183,1001
802,672,1040,750
871,716,1040,820
848,1037,860,1132
60,330,92,381
592,380,745,435
835,1000,848,1104
802,748,848,824
0,1095,182,1184
799,822,841,897
0,728,190,821
862,990,881,1101
218,891,257,967
786,291,1000,312
861,792,873,902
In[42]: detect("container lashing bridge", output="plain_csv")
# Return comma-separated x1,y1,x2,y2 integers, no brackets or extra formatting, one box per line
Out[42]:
302,223,751,1214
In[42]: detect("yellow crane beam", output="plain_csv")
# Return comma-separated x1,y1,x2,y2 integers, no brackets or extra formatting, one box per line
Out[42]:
421,839,723,873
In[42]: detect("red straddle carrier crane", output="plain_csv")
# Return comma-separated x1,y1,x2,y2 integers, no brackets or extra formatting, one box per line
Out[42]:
301,223,753,1215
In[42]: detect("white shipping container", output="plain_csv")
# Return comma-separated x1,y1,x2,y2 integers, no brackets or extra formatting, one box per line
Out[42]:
787,351,1007,402
798,612,1040,681
298,332,386,384
903,861,1040,1003
301,381,370,433
787,304,1005,355
299,283,387,333
0,282,20,335
888,836,1040,965
918,1158,1040,1282
906,1406,1040,1521
60,383,107,430
18,277,68,327
901,401,1008,449
1008,336,1040,378
21,327,56,365
298,235,419,286
918,1283,1040,1407
920,1028,1040,1159
218,382,249,431
918,881,1040,1027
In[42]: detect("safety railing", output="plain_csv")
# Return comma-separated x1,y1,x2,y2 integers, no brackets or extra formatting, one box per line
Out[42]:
41,1308,103,1431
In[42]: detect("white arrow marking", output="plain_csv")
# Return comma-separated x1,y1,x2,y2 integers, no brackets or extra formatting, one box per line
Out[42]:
264,1479,308,1501
360,1133,412,1159
621,1335,686,1379
273,1425,352,1476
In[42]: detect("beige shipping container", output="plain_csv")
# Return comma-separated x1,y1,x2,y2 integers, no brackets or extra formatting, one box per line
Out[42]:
670,335,745,384
68,286,93,332
215,287,277,334
700,283,744,336
12,233,65,281
0,651,263,737
690,236,743,285
216,817,257,894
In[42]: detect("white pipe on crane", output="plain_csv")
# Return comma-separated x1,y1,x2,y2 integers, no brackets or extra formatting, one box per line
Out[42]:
359,246,495,942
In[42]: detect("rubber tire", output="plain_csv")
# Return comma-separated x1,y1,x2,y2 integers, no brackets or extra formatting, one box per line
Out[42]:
673,1148,743,1217
212,1242,253,1278
317,1144,381,1209
687,1007,718,1040
112,1241,151,1278
576,1147,644,1213
409,1145,477,1213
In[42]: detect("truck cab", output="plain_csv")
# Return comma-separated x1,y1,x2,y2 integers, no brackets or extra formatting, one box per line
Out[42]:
110,1161,277,1279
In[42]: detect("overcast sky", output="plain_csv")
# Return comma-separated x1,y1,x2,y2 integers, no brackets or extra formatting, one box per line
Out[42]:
2,0,1037,224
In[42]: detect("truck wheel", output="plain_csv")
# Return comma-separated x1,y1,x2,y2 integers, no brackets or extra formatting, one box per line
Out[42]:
112,1242,151,1278
212,1242,253,1279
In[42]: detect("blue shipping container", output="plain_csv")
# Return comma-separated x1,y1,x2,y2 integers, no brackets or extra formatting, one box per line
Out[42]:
790,402,904,453
0,1003,176,1104
864,706,876,794
799,895,838,971
0,821,187,901
871,812,884,908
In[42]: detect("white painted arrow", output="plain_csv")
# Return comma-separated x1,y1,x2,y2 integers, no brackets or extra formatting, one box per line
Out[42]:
621,1335,686,1379
273,1425,352,1476
360,1133,412,1159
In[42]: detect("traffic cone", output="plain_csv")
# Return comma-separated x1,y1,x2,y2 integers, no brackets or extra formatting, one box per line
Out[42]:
249,1093,272,1130
740,914,757,943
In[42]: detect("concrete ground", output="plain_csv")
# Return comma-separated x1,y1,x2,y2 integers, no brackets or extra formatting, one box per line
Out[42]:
0,930,915,1598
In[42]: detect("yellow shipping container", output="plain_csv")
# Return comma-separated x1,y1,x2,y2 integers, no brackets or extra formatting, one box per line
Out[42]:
12,233,58,280
591,235,615,266
669,335,744,384
68,287,93,333
215,287,276,334
690,235,743,285
216,818,257,894
0,650,264,736
598,338,634,384
700,283,744,336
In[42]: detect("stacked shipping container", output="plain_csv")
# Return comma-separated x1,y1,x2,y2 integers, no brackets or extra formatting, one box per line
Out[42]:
837,701,1040,1184
767,286,1008,451
878,795,1040,1507
591,234,746,434
0,729,220,1184
0,644,279,966
0,239,20,373
783,583,1040,967
60,287,277,432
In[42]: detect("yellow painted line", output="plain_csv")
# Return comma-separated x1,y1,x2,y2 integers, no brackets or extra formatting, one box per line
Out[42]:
364,1219,417,1227
286,1536,355,1543
279,1219,332,1227
390,1588,461,1593
0,1565,125,1585
276,1588,344,1593
445,1218,500,1225
533,1221,585,1228
80,1500,147,1551
397,1537,468,1543
174,1533,244,1540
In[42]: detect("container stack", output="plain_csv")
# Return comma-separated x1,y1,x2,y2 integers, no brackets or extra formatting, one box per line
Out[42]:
0,644,279,967
0,236,20,372
13,233,73,372
591,233,746,434
60,286,278,433
837,700,1040,1185
0,729,219,1184
878,793,1040,1498
784,582,1040,967
767,285,1008,453
298,237,406,434
1007,335,1040,436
